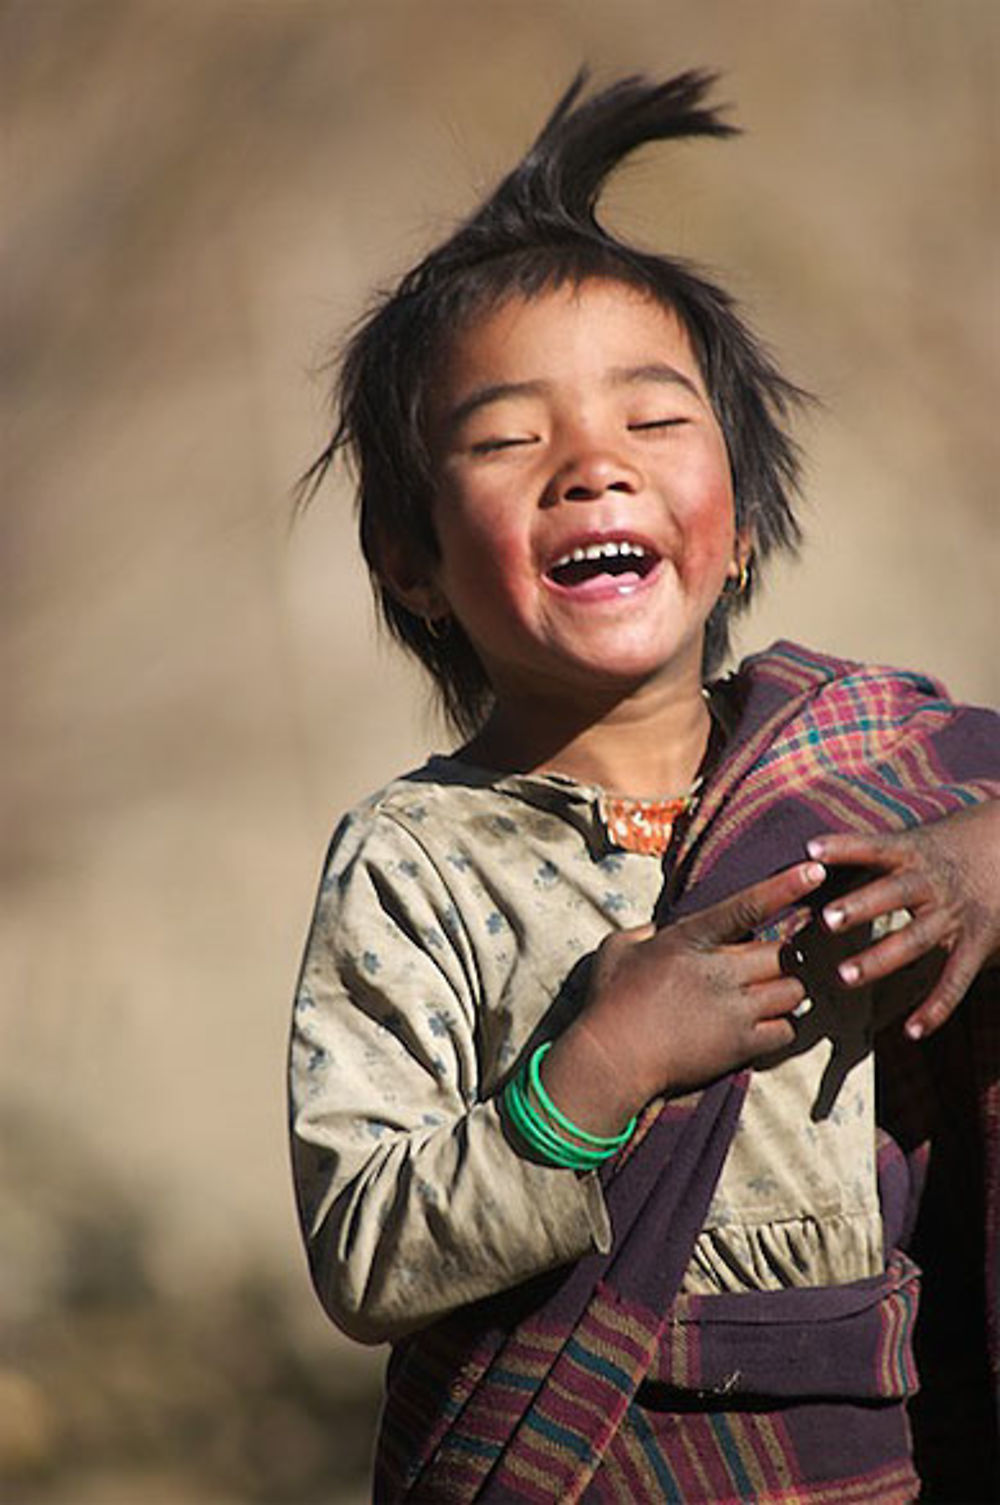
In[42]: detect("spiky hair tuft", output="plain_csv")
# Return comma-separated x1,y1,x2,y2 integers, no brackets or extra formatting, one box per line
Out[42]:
406,69,736,280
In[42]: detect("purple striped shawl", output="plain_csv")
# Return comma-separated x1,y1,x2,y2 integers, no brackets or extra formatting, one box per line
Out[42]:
373,642,1000,1503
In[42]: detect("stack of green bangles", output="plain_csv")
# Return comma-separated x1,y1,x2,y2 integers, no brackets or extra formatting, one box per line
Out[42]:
502,1041,636,1170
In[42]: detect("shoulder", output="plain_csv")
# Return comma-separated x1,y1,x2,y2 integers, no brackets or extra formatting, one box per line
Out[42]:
728,640,998,781
317,755,526,898
734,639,952,707
318,760,458,874
731,639,963,737
302,764,482,974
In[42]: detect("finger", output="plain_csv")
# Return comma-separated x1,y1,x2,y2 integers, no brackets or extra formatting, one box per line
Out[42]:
689,863,827,946
822,870,932,936
837,909,952,988
806,831,905,867
744,975,809,1018
723,939,790,985
904,944,980,1041
750,1016,797,1060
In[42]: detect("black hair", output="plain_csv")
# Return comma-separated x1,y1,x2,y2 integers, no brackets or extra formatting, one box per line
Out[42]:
302,70,806,736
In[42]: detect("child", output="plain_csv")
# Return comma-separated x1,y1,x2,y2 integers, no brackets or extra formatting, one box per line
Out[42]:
289,74,1000,1502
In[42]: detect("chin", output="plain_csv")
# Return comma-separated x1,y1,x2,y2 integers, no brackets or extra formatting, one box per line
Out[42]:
565,654,698,699
584,631,705,686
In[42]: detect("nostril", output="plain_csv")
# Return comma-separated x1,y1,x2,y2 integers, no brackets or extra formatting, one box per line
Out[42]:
556,458,642,504
561,476,637,502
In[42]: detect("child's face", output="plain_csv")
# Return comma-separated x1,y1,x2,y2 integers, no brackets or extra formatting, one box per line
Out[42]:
410,278,738,715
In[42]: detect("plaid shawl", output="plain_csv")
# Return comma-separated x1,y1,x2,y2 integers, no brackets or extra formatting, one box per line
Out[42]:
374,642,1000,1503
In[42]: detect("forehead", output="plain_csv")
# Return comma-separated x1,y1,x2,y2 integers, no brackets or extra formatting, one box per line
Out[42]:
437,278,703,399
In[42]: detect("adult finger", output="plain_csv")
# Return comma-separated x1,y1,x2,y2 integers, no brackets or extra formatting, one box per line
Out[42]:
836,908,952,989
904,944,981,1040
687,862,826,947
821,870,933,936
806,831,906,867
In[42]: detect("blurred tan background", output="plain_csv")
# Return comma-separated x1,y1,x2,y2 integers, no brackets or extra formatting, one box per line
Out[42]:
3,2,997,1501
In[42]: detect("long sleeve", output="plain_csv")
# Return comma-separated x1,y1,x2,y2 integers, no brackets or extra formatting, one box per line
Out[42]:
289,799,612,1344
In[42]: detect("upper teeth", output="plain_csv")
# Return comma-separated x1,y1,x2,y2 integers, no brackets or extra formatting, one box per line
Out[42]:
552,540,648,568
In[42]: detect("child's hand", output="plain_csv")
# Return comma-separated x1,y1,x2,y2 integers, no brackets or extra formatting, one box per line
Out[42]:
806,801,1000,1041
541,860,827,1137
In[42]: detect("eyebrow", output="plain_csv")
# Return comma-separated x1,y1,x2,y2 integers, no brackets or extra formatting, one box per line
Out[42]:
445,380,549,433
444,362,702,434
608,362,702,399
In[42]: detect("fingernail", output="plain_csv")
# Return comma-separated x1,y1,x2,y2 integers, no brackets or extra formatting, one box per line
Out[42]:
824,906,845,931
806,839,825,860
805,862,826,884
839,961,860,985
905,1019,924,1041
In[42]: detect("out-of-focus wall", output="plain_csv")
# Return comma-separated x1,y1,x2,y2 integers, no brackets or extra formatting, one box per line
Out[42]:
3,3,997,1499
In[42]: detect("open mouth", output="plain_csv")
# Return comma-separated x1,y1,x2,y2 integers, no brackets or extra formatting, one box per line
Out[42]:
546,538,659,589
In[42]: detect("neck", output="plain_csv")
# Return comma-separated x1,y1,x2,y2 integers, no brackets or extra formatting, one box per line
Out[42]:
462,673,713,799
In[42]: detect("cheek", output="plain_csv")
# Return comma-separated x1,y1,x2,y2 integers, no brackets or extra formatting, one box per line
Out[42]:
679,471,736,583
432,496,531,608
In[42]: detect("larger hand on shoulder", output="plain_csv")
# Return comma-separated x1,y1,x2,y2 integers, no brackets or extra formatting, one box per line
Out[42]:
807,800,1000,1040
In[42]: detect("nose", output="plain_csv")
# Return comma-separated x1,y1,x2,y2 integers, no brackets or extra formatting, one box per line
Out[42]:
547,442,643,506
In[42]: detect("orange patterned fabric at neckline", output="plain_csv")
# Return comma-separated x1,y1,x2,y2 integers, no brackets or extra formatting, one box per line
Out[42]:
597,789,699,857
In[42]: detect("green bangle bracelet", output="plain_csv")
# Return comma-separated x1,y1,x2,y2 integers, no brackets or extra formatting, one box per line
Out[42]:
503,1052,635,1171
504,1072,609,1169
529,1042,636,1149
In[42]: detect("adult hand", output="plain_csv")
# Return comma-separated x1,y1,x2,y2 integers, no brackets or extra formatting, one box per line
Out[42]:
806,801,1000,1040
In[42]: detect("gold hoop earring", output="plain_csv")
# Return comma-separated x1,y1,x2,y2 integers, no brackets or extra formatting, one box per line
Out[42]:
727,558,751,596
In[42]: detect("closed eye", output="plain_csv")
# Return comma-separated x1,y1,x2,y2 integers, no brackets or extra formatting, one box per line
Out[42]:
469,436,538,455
627,418,689,432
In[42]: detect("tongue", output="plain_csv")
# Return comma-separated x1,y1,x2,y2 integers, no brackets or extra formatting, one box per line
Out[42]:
594,568,641,588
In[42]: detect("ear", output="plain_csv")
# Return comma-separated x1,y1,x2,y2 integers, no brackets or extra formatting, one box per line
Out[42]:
375,530,450,622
